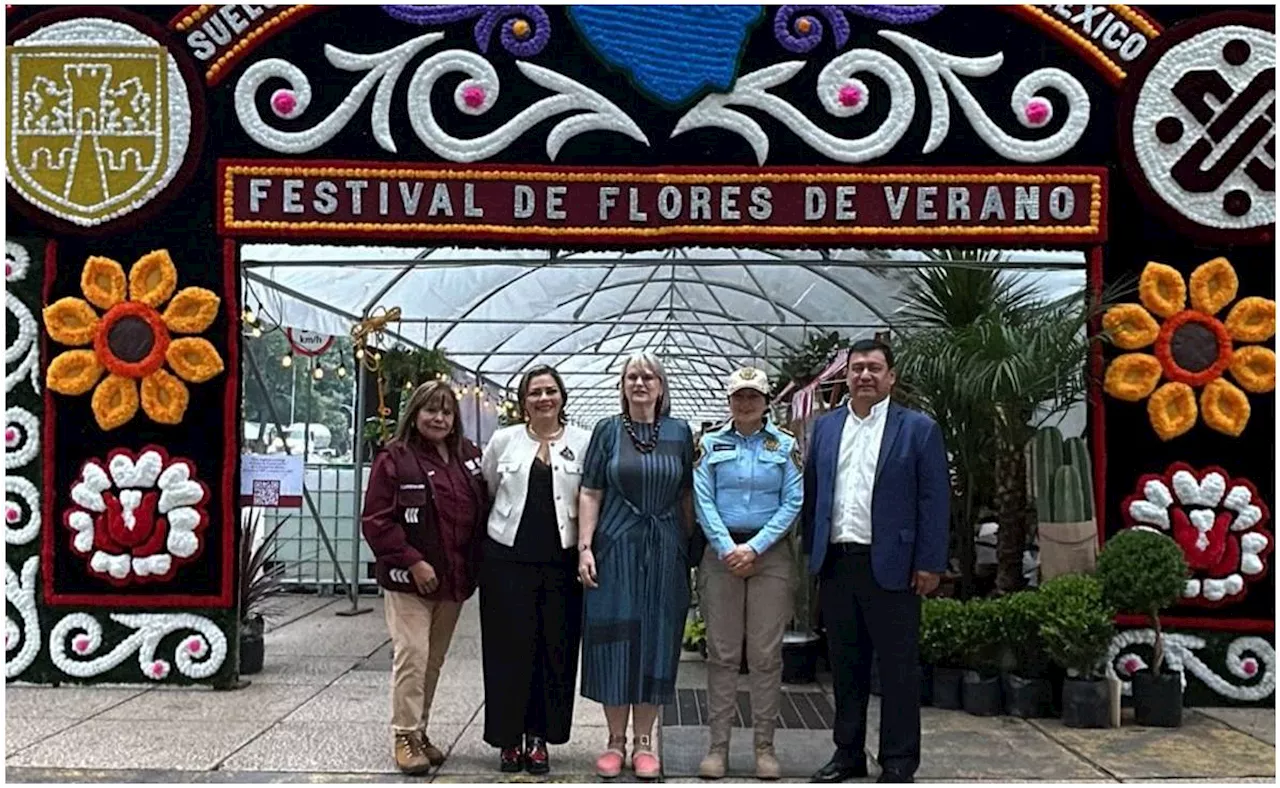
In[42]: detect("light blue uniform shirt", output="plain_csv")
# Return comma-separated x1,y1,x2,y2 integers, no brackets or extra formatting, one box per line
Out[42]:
693,420,804,559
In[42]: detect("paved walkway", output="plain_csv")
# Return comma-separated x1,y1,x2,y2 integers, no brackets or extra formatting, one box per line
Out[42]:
6,595,1275,783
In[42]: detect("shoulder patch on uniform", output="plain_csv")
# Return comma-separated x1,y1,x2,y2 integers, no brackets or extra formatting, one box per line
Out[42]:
790,446,803,470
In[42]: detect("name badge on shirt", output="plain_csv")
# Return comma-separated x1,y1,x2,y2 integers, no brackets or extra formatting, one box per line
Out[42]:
560,446,575,461
712,442,735,451
398,483,425,490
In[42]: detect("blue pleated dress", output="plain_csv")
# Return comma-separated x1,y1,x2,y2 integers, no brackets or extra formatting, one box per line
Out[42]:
579,414,693,707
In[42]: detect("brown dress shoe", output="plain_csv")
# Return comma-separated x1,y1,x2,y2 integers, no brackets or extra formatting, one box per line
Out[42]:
394,732,431,775
418,732,446,767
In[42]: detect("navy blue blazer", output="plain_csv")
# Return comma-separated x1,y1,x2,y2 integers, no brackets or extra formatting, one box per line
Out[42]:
801,400,950,591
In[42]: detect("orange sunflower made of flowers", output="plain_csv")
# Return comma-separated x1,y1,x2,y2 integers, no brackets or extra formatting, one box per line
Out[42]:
1102,257,1275,441
44,250,225,431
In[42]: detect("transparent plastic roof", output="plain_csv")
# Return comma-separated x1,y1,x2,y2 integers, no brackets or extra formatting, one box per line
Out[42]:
242,245,1084,423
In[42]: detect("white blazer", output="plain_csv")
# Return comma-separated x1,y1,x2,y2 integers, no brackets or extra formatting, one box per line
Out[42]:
481,423,592,549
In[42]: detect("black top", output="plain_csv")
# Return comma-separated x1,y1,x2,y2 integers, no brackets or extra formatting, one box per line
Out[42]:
485,457,570,565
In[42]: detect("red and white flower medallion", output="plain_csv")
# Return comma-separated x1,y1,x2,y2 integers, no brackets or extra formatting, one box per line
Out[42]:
1121,462,1272,606
63,446,210,585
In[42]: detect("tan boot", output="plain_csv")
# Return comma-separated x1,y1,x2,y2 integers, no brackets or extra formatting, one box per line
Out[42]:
698,746,728,779
755,741,781,781
393,732,431,775
417,732,446,766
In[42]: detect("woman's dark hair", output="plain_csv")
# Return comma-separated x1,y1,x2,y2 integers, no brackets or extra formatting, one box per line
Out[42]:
393,381,462,448
517,365,568,424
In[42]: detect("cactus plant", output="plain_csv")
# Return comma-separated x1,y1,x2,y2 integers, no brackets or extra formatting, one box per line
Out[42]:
1029,426,1094,522
1062,437,1095,520
1031,427,1064,522
1052,465,1088,523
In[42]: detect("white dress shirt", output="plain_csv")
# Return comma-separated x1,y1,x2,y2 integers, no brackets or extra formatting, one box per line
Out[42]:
829,397,890,545
481,423,592,549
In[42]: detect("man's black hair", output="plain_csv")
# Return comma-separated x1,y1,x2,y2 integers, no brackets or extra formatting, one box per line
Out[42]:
847,337,895,370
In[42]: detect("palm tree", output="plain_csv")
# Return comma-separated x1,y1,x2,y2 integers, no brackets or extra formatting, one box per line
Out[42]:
895,250,1103,595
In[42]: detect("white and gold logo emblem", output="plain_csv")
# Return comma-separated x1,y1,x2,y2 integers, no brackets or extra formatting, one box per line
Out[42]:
6,18,192,227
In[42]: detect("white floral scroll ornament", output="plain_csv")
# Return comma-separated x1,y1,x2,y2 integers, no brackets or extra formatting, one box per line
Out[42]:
235,32,647,160
1107,629,1275,702
50,612,226,681
1122,462,1272,606
64,447,210,585
6,556,40,679
673,30,1090,165
6,241,39,395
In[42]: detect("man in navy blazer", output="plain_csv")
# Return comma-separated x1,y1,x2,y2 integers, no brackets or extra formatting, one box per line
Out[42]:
801,339,949,784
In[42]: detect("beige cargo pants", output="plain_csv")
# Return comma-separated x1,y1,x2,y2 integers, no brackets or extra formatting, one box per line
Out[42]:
697,539,794,748
384,590,463,733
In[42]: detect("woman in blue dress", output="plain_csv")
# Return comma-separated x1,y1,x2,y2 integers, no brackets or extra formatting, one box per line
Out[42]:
577,351,694,780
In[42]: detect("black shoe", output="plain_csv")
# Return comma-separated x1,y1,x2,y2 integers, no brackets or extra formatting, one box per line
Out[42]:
499,747,523,773
524,735,550,775
876,770,914,783
811,754,868,783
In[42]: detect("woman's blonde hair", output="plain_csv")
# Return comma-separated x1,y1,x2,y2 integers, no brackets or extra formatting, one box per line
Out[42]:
393,380,462,447
618,352,671,418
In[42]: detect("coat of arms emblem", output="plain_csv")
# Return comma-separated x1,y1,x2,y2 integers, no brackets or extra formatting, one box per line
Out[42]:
6,17,192,227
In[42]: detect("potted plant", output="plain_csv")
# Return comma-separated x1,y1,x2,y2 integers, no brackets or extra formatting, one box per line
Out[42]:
682,611,707,659
1038,573,1116,728
955,598,1004,716
1096,528,1189,727
1031,426,1098,583
920,597,965,709
239,511,291,675
1000,590,1054,717
782,528,821,684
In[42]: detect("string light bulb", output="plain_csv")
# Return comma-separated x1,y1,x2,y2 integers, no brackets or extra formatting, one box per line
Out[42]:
250,326,262,338
242,307,255,324
313,366,324,380
336,366,347,379
281,354,293,369
355,348,365,360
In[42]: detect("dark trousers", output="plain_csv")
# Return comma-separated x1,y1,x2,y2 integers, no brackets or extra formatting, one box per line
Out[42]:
820,547,921,776
479,558,583,747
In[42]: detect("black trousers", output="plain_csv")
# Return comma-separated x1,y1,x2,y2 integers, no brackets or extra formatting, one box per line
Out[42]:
479,558,583,747
820,547,921,776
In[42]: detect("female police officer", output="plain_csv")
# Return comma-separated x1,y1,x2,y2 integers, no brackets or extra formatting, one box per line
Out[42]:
692,367,803,780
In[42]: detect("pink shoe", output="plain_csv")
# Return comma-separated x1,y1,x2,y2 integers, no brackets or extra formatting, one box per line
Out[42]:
632,734,660,780
596,735,626,778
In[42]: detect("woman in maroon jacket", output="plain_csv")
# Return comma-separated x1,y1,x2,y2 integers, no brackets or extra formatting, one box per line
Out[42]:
361,380,488,775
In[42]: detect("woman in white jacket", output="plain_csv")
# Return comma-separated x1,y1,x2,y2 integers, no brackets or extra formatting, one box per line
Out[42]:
479,365,592,776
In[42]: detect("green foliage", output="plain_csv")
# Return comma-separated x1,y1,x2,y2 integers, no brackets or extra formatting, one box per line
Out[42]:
1037,574,1116,678
1096,528,1188,673
1001,590,1051,677
919,597,965,668
894,251,1111,597
773,331,847,393
239,512,292,625
1096,529,1188,618
683,613,707,650
243,328,356,458
380,346,451,392
953,597,1005,675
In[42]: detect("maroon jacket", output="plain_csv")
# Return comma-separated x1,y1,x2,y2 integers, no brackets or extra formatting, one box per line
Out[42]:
361,437,488,601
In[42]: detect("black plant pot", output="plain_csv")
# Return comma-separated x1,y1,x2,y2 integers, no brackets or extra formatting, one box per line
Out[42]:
782,632,820,684
920,663,934,707
239,614,265,675
1061,677,1109,728
1132,669,1183,727
1002,673,1054,718
932,666,964,710
962,671,1003,717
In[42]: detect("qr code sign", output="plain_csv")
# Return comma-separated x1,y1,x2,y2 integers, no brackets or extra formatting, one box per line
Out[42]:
252,479,281,506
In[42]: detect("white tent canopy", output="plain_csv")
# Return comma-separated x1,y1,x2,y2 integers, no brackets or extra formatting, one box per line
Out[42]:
242,245,1085,425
